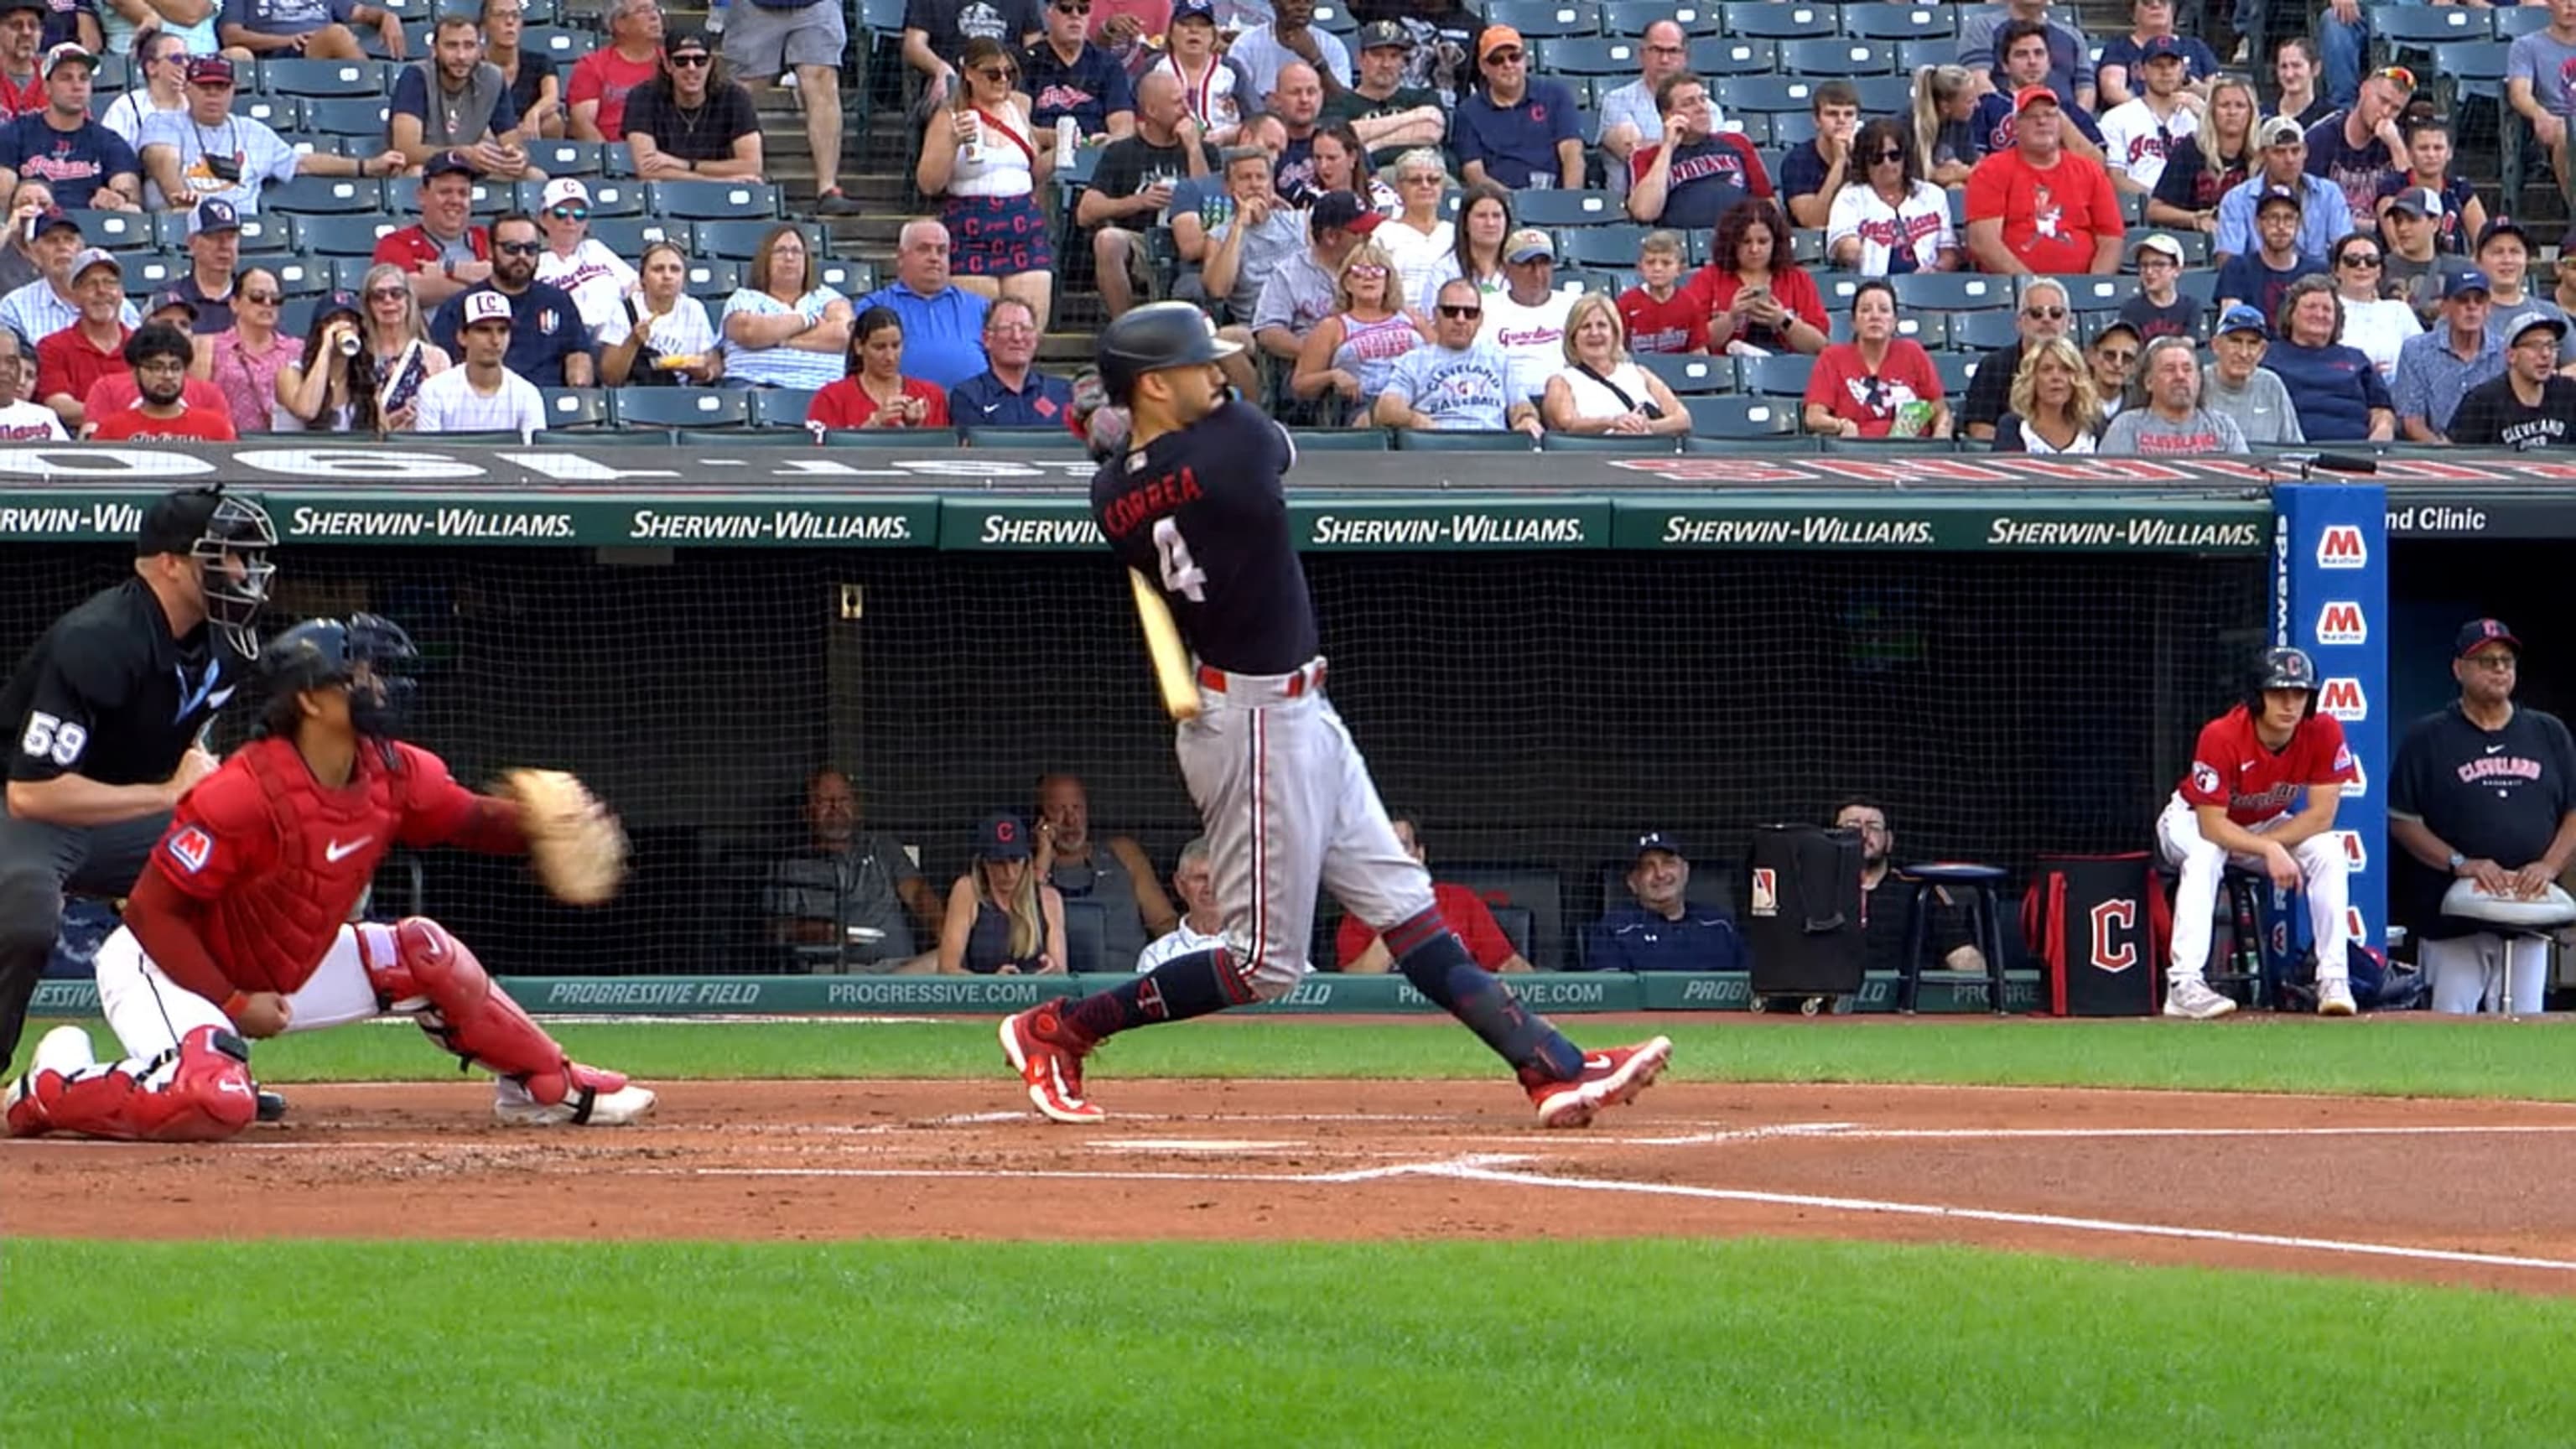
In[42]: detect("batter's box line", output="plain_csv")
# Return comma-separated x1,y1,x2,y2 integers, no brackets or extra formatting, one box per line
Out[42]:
659,1153,1537,1186
1422,1163,2576,1276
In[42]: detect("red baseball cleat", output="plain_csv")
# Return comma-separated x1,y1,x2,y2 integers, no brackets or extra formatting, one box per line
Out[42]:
1523,1036,1675,1129
999,1001,1104,1124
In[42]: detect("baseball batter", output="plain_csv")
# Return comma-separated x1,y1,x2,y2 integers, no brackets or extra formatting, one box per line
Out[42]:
2158,646,2358,1019
997,303,1671,1126
4,615,654,1142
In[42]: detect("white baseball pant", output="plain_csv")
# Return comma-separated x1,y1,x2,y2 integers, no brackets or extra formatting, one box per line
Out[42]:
1177,658,1436,1000
2156,792,2350,987
96,922,389,1064
2418,933,2551,1015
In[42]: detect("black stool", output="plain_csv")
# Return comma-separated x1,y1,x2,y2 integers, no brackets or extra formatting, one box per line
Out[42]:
2210,865,2298,1009
1897,863,2015,1015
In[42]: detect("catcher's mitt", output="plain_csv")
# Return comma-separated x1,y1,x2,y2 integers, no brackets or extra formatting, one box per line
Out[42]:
501,768,627,906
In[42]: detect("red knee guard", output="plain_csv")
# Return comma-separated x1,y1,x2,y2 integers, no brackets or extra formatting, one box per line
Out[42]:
364,917,612,1105
12,1026,258,1143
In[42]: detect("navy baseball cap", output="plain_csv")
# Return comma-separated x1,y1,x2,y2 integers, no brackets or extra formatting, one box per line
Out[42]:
2479,216,2532,252
148,288,198,319
2387,186,2443,219
2215,303,2268,337
31,205,78,237
2456,618,2521,657
2255,184,2303,214
979,812,1032,860
422,149,476,180
2138,35,2185,63
1632,831,1685,862
2444,268,2491,300
313,288,362,322
190,196,240,236
1171,0,1216,23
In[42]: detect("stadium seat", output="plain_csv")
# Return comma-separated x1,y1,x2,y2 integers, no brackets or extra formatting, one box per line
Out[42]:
1952,309,2023,351
2173,267,2220,308
615,387,750,429
1559,266,1625,296
1826,311,1945,351
1932,351,1980,396
326,254,380,290
2042,273,2138,313
684,259,743,299
1514,188,1622,229
1540,433,1681,453
600,143,638,179
265,255,329,295
67,210,153,250
589,216,683,257
522,25,582,62
276,296,317,336
1890,272,2013,312
550,179,645,217
647,180,782,221
522,140,602,177
2431,40,2511,102
1482,1,1602,39
1602,0,1720,36
122,251,184,290
303,96,393,138
1488,905,1535,963
822,428,940,448
1285,427,1391,450
1391,429,1540,451
1839,3,1956,40
1530,38,1639,77
1690,38,1778,76
2497,3,2550,37
231,93,301,129
963,425,1086,450
2372,3,2484,60
359,19,434,60
1894,36,1953,74
1682,393,1794,438
680,427,801,444
537,388,612,430
1639,352,1732,394
1741,352,1815,397
1846,75,1916,113
518,0,559,21
260,58,384,96
1719,2,1837,40
1777,37,1896,76
1713,75,1817,116
298,214,397,257
1306,0,1353,33
745,388,818,428
693,219,818,262
1815,273,1866,311
1558,225,1649,268
813,257,878,294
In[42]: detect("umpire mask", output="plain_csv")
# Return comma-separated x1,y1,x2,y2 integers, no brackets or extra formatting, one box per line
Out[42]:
193,492,280,659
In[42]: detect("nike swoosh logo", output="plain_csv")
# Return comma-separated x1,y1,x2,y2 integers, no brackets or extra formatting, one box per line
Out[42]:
1583,1054,1613,1072
2486,744,2506,754
325,837,373,862
981,402,1001,413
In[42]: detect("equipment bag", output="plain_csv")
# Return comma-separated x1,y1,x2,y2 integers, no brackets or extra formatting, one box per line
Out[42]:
2022,852,2172,1016
1745,823,1866,997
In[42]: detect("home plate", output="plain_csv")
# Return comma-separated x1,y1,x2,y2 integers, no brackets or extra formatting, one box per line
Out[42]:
1091,1139,1307,1154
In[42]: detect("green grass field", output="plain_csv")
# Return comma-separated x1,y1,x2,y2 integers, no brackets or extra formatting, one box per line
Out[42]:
12,1014,2574,1445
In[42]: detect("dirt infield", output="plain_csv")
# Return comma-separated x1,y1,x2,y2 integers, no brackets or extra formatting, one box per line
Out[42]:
12,1078,2576,1295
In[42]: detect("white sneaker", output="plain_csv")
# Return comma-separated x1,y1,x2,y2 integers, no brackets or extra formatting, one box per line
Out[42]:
2316,976,2357,1016
493,1078,657,1126
2162,978,2239,1020
30,1024,94,1075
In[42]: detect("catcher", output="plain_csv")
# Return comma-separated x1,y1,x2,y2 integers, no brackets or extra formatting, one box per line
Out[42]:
4,614,652,1142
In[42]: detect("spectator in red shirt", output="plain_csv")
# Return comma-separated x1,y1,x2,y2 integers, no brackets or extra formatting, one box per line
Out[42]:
86,323,237,441
1965,84,2124,276
1617,229,1705,355
34,243,126,430
1803,278,1949,439
804,304,953,431
371,152,493,309
1335,813,1533,974
568,0,663,143
1685,196,1827,356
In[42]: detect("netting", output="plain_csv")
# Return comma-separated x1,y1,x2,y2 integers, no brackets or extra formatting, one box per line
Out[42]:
3,541,2266,974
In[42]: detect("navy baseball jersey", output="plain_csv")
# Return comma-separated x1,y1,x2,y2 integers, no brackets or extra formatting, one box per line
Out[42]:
1092,397,1320,677
2389,702,2576,939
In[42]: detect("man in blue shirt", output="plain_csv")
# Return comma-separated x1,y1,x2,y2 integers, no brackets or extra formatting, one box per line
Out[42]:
1584,832,1747,974
0,44,137,210
948,296,1074,427
1450,23,1580,192
2213,116,2352,265
857,217,989,389
427,210,594,387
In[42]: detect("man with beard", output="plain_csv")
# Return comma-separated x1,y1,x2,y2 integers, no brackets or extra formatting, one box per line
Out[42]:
388,14,538,180
1833,797,1985,977
86,322,234,439
426,210,593,387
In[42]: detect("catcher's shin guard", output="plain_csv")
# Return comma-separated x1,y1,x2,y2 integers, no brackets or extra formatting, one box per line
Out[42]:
8,1025,260,1142
364,917,630,1108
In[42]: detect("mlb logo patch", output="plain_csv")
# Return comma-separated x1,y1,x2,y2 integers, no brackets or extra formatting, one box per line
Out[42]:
1750,867,1777,917
166,825,214,874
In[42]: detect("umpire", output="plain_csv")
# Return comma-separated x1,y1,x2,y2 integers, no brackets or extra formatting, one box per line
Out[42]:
0,486,278,1064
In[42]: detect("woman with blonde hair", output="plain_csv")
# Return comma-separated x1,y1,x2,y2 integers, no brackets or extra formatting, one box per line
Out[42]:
1542,293,1690,437
1989,336,2102,454
277,272,450,432
1293,240,1429,425
917,36,1057,330
359,260,451,377
2148,74,2257,235
1909,64,1978,188
938,813,1067,975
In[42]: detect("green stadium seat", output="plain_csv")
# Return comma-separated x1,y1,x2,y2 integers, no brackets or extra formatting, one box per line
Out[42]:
1602,0,1719,36
66,209,153,250
1690,38,1778,76
1285,427,1391,450
1891,272,2014,312
1778,37,1897,76
303,96,393,137
1639,352,1732,394
1482,1,1602,40
647,180,782,221
745,388,818,428
1719,2,1837,40
267,254,330,295
1840,3,1957,40
259,58,385,96
522,140,602,177
519,0,559,22
2432,39,2511,100
1558,266,1624,296
277,296,317,335
1540,433,1682,453
1514,188,1623,229
1683,394,1795,439
2173,268,2220,308
298,214,397,257
1530,36,1638,77
1894,36,1952,73
1741,353,1815,398
1391,429,1540,451
538,387,612,430
325,254,378,290
615,387,750,429
358,19,434,60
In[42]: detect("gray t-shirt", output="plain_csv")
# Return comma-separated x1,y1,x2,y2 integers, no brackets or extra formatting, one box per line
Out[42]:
2508,30,2576,117
134,110,301,212
1379,340,1517,430
764,829,922,966
2200,366,2304,445
2486,293,2576,367
1206,205,1306,322
2099,404,2249,454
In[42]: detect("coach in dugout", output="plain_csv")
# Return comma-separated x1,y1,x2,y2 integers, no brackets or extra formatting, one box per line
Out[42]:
2389,619,2576,1015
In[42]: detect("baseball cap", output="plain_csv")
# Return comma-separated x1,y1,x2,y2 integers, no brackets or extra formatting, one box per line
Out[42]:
70,245,118,278
314,288,361,321
2386,186,2443,219
1171,0,1215,24
665,29,712,59
2215,303,2268,337
2255,183,2303,213
461,289,513,327
1632,831,1685,863
2258,115,2306,148
422,149,476,180
1308,190,1382,236
188,196,239,236
2444,267,2492,300
978,811,1032,860
31,205,78,237
134,487,227,557
148,288,197,319
0,0,42,14
1357,19,1410,50
42,42,94,75
539,177,591,210
184,55,234,86
2012,83,2059,114
2505,309,2568,346
1504,227,1555,263
2455,618,2521,657
2132,232,2184,264
1479,23,1524,62
2138,35,2185,63
2479,216,2532,252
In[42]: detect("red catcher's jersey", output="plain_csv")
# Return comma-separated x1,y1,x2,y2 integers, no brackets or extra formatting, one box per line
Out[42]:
2178,704,2357,827
148,737,488,995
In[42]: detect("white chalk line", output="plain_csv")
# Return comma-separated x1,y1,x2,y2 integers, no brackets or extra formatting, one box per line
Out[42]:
666,1154,1533,1186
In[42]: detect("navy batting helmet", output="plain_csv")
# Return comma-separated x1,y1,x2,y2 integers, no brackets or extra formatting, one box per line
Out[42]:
260,614,418,738
1093,301,1242,404
2247,645,2320,718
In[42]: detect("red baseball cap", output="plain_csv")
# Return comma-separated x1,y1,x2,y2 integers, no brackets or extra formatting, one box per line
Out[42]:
2013,84,2060,114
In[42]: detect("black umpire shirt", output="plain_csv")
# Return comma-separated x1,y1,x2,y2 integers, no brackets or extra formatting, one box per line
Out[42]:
1093,397,1321,677
2387,701,2576,940
0,579,235,792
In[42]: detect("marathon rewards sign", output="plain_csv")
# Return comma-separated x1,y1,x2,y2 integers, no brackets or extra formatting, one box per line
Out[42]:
2274,483,2386,951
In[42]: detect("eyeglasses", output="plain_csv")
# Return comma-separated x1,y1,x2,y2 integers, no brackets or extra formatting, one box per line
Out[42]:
366,285,408,300
668,52,711,66
494,241,542,256
1644,43,1685,55
548,204,589,221
1347,263,1388,278
239,290,280,304
134,357,187,374
2096,348,2137,366
2023,304,2067,319
1401,173,1442,184
2339,253,2381,268
1437,304,1482,319
2464,653,2518,671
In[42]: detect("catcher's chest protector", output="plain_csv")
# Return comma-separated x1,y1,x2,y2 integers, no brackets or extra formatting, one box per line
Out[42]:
1745,824,1867,996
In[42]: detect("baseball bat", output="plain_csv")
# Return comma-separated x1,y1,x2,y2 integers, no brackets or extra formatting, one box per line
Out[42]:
1127,568,1201,722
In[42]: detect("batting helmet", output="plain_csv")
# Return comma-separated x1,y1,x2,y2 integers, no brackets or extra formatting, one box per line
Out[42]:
2246,645,2320,718
1093,301,1242,404
259,614,419,738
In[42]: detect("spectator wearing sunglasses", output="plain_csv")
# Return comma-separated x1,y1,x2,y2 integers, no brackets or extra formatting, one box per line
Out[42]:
532,178,637,345
1373,275,1538,437
188,263,294,436
1957,275,2073,440
1826,117,1961,277
920,37,1056,331
1450,24,1580,193
1021,0,1134,143
425,210,594,387
2087,319,2141,420
624,29,761,181
2325,230,2421,382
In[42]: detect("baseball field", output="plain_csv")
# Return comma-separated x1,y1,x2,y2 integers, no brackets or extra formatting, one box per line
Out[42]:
9,1014,2576,1447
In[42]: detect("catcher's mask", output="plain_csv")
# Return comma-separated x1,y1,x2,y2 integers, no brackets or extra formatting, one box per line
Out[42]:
259,614,419,739
137,486,278,660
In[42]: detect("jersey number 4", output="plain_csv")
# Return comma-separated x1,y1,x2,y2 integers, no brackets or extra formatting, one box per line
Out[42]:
19,711,87,767
1152,517,1208,602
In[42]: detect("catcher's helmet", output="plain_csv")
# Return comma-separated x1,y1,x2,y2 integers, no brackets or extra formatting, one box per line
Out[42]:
2246,645,2320,718
1093,301,1242,404
136,486,278,659
260,614,418,737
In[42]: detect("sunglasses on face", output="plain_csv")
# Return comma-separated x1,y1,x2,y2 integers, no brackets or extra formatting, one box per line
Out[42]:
1486,49,1523,65
1054,0,1089,11
240,290,280,304
548,204,589,221
1346,263,1388,278
367,286,408,300
978,66,1015,82
495,241,542,256
669,51,711,66
2340,253,2381,267
2023,304,2066,319
1869,148,1905,163
1438,304,1482,319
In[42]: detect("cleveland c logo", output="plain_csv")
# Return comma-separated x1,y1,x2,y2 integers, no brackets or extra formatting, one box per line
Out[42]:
2090,899,2138,973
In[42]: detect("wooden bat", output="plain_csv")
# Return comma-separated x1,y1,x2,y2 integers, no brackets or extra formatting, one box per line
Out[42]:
1128,567,1201,721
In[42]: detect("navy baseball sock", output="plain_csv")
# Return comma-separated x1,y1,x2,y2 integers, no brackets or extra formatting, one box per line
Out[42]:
1386,909,1584,1080
1059,946,1252,1045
